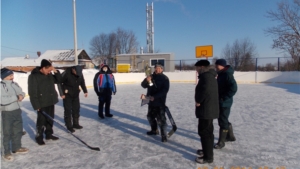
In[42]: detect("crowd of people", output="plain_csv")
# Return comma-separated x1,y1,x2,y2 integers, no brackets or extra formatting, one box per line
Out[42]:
1,58,237,164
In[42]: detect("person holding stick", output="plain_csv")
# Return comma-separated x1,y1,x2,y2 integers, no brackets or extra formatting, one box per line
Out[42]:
28,59,62,145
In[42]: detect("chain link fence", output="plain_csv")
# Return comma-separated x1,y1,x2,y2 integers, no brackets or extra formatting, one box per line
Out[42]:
169,57,300,71
104,56,299,72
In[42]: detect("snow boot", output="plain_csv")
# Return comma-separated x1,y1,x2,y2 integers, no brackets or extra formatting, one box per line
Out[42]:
64,117,75,133
214,129,228,149
98,113,105,119
161,135,167,142
46,135,59,141
35,137,45,145
105,113,113,118
73,117,83,129
195,157,213,164
35,127,45,145
196,149,204,158
225,124,236,142
147,122,159,135
146,129,159,135
67,127,75,133
160,125,168,142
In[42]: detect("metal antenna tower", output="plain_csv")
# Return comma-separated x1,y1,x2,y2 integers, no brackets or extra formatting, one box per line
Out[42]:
146,2,154,53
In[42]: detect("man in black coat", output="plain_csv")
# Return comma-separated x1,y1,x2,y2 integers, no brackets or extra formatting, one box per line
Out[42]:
59,66,88,132
214,59,238,149
28,59,62,145
141,64,170,142
194,60,219,164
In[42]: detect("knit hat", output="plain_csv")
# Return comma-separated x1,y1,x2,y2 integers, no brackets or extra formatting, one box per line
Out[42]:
155,64,164,69
41,59,52,68
100,64,108,69
194,60,210,67
1,68,14,79
73,65,83,77
215,59,227,67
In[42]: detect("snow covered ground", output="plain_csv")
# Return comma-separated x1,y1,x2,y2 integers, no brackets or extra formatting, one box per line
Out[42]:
1,83,300,169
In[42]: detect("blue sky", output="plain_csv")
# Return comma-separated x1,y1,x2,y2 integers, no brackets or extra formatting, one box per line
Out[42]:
1,0,286,61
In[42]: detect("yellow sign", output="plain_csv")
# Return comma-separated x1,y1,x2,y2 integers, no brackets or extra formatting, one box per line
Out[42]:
195,45,213,58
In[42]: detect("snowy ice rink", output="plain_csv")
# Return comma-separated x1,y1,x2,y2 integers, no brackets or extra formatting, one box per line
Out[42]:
1,83,300,169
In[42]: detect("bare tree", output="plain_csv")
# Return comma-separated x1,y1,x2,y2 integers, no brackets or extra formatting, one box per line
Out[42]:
116,28,139,54
221,38,257,71
258,63,277,71
90,28,139,65
265,0,300,70
90,33,109,65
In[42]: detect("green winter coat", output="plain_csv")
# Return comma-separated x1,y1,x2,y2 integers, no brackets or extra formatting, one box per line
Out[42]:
217,66,238,107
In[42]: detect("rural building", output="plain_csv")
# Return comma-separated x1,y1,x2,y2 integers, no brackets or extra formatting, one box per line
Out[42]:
40,49,94,68
1,49,94,72
115,53,175,72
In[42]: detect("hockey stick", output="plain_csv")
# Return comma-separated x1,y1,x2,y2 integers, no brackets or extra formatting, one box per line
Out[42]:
40,111,100,151
165,106,177,138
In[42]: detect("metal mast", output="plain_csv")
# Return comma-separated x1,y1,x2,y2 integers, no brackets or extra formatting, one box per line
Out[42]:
73,0,78,65
146,2,154,53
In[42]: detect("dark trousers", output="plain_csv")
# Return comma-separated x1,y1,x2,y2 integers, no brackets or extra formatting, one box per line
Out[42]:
2,109,23,155
63,96,80,126
147,105,167,136
36,105,54,138
98,95,111,115
218,106,232,130
198,119,214,160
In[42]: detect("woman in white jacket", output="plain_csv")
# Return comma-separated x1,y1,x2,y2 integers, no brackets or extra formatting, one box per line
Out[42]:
1,68,28,162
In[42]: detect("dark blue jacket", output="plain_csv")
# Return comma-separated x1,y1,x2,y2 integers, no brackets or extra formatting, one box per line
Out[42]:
141,72,169,107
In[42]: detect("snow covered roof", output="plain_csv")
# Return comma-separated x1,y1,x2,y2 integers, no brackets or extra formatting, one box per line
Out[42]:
39,49,85,61
1,50,92,68
1,57,40,67
117,53,173,56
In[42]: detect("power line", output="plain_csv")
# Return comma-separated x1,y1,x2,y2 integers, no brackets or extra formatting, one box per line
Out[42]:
1,46,36,53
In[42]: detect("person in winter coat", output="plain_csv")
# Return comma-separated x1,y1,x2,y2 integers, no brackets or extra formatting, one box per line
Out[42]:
214,59,238,149
194,60,219,164
93,64,116,119
1,68,29,162
58,66,88,133
28,59,62,145
141,64,170,142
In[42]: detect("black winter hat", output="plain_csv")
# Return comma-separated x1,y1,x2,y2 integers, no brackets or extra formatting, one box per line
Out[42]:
1,68,14,79
73,65,83,77
194,60,210,67
215,59,227,67
40,59,52,68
